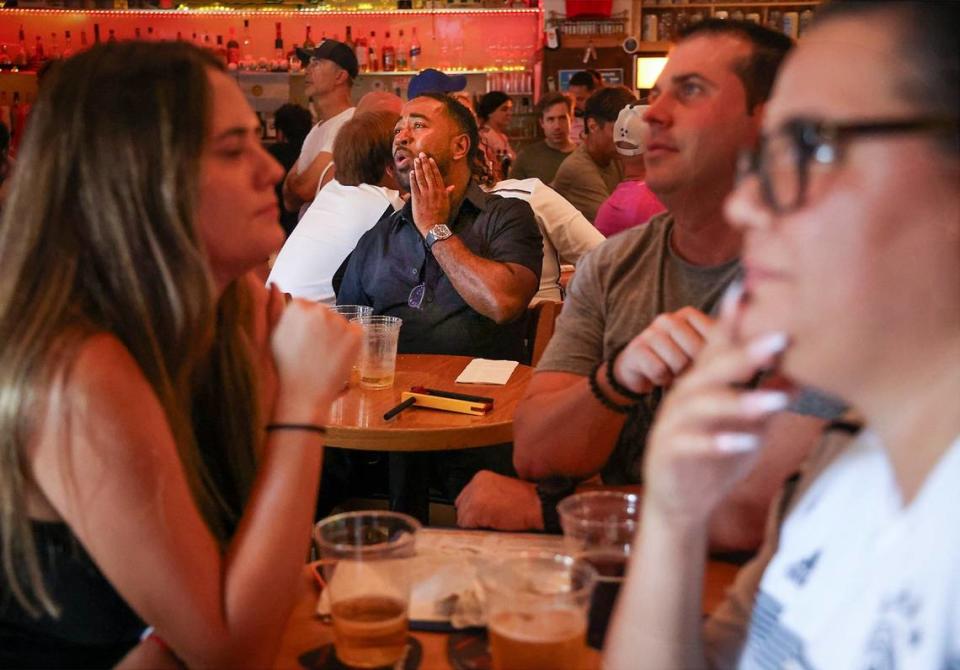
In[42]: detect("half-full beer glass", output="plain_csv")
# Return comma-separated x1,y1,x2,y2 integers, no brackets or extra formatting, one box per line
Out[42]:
313,511,420,668
557,491,640,650
479,553,596,670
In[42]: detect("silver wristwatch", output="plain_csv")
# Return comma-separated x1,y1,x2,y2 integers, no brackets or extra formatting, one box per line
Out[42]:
424,224,453,249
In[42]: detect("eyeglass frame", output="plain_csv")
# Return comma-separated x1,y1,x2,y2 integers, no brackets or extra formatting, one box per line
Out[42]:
737,116,959,214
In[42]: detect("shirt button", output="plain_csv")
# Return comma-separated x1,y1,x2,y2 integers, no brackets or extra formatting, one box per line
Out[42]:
411,268,418,276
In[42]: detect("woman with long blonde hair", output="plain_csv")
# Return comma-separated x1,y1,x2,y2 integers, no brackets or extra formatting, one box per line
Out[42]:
0,41,359,666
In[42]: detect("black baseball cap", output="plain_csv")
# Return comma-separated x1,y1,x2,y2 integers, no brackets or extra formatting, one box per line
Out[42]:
296,39,359,80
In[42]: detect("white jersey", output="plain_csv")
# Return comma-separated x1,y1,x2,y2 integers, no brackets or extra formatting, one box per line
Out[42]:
739,432,960,670
487,178,603,304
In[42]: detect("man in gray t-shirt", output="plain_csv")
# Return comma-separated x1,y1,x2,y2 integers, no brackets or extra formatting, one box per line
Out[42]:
539,212,739,484
454,21,828,549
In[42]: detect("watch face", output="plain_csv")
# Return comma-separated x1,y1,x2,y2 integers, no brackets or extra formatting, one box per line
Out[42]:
431,224,452,239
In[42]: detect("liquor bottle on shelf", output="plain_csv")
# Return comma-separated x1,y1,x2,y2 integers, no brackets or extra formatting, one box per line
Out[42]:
49,33,60,59
397,0,412,9
242,19,252,52
226,28,240,66
345,25,355,52
396,29,408,71
320,30,327,45
12,27,25,71
0,47,11,72
134,27,142,41
355,35,369,73
94,24,101,44
382,31,395,72
107,30,118,43
287,44,300,72
63,31,73,59
30,36,45,70
274,22,284,62
147,27,155,40
368,31,380,72
303,26,316,51
80,31,88,51
0,92,10,129
215,36,228,64
409,27,421,70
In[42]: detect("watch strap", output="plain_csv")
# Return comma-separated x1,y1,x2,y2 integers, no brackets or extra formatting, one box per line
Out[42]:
536,477,578,534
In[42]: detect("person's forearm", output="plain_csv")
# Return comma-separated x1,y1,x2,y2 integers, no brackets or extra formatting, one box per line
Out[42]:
605,505,709,670
283,152,332,211
431,236,535,323
217,433,323,666
513,371,627,479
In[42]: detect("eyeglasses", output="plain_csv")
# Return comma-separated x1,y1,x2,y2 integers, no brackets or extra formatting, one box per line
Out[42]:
737,116,959,214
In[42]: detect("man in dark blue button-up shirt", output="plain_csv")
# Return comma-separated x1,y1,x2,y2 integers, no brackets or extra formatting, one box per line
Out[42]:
330,93,543,520
337,93,543,361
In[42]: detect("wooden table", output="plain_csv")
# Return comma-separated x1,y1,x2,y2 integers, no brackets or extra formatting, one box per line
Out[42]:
324,354,533,523
326,354,534,452
274,558,740,670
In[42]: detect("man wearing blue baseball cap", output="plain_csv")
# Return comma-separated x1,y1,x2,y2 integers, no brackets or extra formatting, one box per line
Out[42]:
406,68,467,100
282,39,359,216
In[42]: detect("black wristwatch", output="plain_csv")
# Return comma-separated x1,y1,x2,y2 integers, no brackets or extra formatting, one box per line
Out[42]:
536,477,578,534
424,223,453,249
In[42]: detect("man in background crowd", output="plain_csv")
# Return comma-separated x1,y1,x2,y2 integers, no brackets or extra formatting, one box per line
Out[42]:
594,103,665,237
509,92,577,185
282,39,357,216
551,86,637,224
566,69,599,144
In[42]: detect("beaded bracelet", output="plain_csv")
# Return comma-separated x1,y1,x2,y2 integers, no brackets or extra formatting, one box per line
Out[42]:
605,342,649,402
587,359,634,415
265,423,328,436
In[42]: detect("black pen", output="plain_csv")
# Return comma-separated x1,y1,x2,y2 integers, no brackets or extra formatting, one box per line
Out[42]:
383,397,417,421
410,386,495,404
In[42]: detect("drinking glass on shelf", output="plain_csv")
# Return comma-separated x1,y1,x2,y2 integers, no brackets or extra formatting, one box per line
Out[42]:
557,491,640,650
479,552,597,670
313,511,421,669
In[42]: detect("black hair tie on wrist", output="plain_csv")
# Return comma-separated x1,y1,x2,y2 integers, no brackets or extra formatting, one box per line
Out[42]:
588,359,634,414
605,342,648,402
265,423,328,436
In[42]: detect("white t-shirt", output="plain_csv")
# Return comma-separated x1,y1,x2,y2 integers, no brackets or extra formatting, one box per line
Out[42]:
487,178,604,303
267,180,403,304
737,431,960,669
295,106,356,175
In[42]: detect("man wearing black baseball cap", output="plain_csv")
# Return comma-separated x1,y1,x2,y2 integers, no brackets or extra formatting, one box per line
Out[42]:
282,39,359,216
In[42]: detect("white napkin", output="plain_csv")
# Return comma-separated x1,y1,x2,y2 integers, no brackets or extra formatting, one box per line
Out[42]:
455,359,519,385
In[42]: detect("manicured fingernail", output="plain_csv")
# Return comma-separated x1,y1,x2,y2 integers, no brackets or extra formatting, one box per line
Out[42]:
715,432,760,453
747,332,788,360
720,279,745,319
418,152,426,159
741,391,790,415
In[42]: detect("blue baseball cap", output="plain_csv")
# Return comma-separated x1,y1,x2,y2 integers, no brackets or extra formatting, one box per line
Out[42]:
407,68,468,100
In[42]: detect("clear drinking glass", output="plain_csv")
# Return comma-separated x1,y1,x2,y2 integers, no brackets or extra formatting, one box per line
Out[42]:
557,491,641,650
351,315,402,390
329,304,374,321
313,511,421,669
479,552,596,670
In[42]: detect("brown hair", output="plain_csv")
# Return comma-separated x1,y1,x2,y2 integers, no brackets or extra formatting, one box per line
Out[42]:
332,110,400,186
0,40,260,617
536,91,574,119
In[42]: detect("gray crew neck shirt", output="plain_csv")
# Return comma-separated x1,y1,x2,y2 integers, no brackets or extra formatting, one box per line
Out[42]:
537,212,741,484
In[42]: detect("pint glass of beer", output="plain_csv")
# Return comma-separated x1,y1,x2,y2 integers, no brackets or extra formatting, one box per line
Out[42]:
557,491,640,650
313,511,421,668
479,553,596,670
